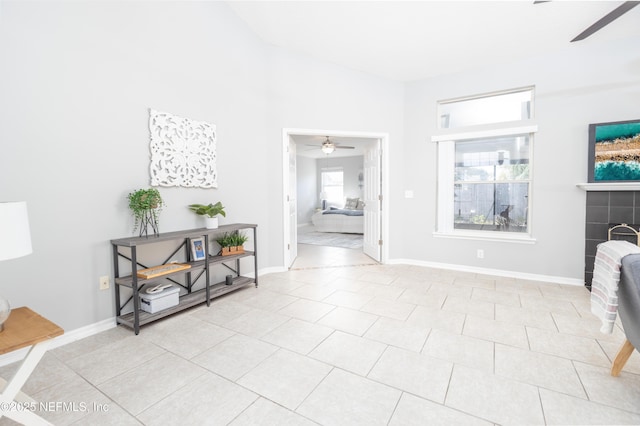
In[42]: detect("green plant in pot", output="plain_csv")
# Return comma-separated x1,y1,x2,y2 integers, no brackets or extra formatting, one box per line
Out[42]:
128,188,164,237
216,232,248,256
188,202,226,229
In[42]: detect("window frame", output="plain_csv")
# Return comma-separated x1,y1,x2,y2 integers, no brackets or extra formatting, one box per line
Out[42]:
432,87,537,243
320,167,344,208
437,86,534,130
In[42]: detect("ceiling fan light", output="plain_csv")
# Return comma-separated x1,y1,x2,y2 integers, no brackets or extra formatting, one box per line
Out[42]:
322,143,335,154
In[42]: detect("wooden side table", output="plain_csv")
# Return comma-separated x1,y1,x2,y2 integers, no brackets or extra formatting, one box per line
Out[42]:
0,307,63,425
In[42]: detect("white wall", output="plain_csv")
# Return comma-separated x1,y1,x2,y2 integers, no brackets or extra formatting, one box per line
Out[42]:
296,156,317,225
0,1,269,330
0,1,406,332
401,36,640,281
265,46,405,266
3,0,630,334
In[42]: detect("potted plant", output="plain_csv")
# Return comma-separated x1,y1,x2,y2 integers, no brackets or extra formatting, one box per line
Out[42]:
188,202,226,229
216,232,249,256
128,188,164,237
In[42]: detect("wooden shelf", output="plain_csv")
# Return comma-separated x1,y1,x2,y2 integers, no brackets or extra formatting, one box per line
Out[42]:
114,252,255,287
114,260,207,288
209,250,255,265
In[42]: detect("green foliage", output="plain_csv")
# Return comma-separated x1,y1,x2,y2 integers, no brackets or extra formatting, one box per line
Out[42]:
188,202,226,218
127,188,164,235
497,164,529,180
215,232,249,248
128,188,163,212
470,214,488,224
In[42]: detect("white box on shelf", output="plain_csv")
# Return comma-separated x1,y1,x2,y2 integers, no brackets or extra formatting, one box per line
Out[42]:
139,284,180,313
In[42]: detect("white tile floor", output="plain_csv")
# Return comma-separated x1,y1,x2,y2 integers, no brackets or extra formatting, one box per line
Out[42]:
2,247,640,425
291,243,377,269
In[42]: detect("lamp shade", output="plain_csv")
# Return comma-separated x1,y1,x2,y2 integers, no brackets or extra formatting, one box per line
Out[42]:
0,201,33,261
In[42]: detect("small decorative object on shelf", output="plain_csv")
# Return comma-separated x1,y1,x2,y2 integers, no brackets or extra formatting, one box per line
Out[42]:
190,237,206,261
216,231,249,256
188,201,226,229
139,284,180,313
128,188,164,237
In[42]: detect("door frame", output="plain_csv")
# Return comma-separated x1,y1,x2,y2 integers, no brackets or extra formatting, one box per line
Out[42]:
281,128,390,268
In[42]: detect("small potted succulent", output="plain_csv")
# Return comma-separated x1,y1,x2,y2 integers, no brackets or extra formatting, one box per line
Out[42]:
216,232,249,256
128,188,164,237
188,202,226,229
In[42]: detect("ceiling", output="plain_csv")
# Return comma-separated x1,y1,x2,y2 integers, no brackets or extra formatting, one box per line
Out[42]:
292,135,372,159
227,1,640,82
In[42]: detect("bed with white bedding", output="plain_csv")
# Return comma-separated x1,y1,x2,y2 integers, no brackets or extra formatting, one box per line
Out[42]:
311,208,364,234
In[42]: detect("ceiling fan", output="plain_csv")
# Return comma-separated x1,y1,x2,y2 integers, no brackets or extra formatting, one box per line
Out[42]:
535,1,639,42
307,136,355,154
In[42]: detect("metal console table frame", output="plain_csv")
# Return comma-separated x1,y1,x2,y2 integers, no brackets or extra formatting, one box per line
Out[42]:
111,224,258,334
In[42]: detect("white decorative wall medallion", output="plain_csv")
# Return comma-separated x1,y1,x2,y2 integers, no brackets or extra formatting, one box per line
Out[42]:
148,109,217,188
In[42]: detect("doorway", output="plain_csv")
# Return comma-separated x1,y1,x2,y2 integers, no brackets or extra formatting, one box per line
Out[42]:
282,128,389,269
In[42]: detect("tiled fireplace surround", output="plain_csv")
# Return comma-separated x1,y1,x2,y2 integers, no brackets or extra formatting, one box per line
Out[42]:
584,190,640,287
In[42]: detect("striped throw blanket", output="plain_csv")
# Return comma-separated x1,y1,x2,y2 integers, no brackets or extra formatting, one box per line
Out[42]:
591,240,640,334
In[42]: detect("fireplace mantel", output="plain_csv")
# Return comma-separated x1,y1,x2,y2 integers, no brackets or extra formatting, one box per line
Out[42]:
577,183,640,191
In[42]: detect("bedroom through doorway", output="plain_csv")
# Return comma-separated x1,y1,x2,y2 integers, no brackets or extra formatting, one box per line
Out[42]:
282,129,389,270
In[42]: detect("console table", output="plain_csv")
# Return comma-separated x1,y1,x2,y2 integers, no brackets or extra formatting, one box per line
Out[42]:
0,307,63,425
111,224,258,334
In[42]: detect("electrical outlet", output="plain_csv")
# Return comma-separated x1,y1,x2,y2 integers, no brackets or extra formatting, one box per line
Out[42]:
99,275,110,290
477,249,484,259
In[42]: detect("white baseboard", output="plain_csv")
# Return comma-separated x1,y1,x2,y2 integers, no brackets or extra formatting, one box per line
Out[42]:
0,267,291,367
387,258,585,286
243,266,288,279
258,266,288,275
0,260,583,368
0,317,117,367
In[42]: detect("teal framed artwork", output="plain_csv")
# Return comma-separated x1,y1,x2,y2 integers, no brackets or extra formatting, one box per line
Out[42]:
588,119,640,182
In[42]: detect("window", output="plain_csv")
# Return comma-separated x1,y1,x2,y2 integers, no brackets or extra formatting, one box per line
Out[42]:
321,168,344,207
439,89,532,129
434,87,536,241
454,135,530,233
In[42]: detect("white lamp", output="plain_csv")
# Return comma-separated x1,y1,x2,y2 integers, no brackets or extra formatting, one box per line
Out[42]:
319,191,328,210
0,201,33,331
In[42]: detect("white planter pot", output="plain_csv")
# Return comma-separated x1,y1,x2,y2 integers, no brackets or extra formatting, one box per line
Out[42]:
205,217,219,229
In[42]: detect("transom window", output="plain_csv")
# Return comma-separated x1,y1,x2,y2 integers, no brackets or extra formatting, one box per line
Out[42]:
439,88,532,129
434,87,536,241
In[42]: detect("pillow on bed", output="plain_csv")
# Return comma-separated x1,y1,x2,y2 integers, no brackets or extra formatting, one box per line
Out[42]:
356,200,365,210
344,197,359,210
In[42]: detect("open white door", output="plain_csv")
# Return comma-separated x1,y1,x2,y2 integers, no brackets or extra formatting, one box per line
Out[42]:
363,141,381,262
288,138,298,267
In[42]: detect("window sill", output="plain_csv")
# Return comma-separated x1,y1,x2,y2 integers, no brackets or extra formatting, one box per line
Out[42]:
433,231,536,244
